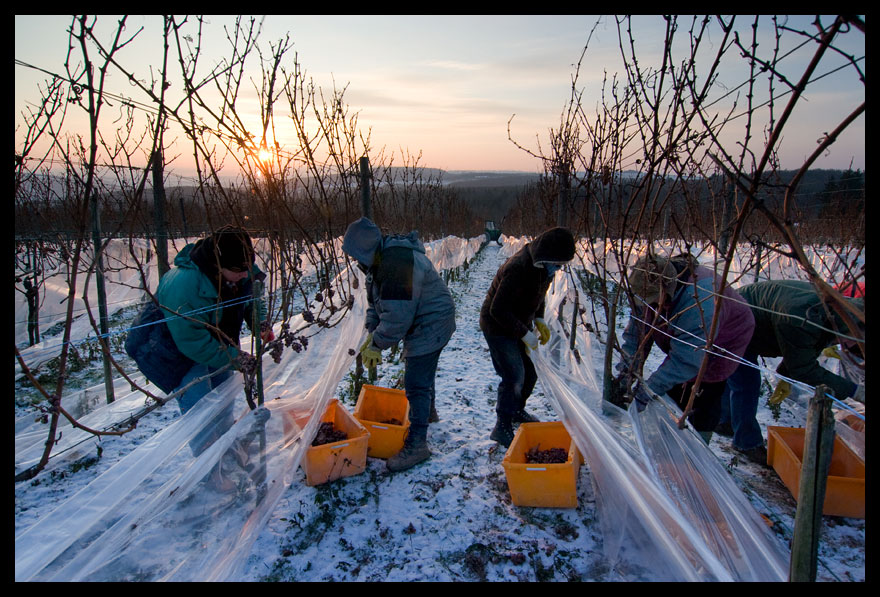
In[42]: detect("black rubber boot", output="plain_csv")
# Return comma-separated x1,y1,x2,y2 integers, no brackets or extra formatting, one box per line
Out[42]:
490,416,515,447
429,395,440,423
736,444,769,467
387,427,431,472
511,409,540,424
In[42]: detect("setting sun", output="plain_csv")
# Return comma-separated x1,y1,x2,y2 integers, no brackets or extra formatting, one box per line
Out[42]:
257,148,272,163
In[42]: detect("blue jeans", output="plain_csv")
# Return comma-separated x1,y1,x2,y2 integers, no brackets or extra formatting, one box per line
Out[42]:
404,347,444,438
176,363,234,456
483,332,537,419
719,350,764,450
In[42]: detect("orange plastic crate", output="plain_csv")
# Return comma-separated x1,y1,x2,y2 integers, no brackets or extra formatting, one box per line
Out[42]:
353,385,411,459
300,399,369,486
280,407,310,439
502,422,581,508
767,426,865,519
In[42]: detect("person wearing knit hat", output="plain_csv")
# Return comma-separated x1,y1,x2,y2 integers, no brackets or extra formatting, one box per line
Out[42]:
125,225,274,464
479,227,576,447
615,253,755,445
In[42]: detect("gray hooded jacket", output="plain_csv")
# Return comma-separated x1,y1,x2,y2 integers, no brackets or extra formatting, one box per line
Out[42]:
343,217,456,358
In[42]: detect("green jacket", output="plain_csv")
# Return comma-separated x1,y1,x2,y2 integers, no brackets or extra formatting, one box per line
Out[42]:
740,280,861,399
156,243,267,371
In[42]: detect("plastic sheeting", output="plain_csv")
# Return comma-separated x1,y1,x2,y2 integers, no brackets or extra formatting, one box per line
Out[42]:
764,354,866,463
15,371,158,472
15,234,487,582
15,268,368,582
425,236,484,271
530,270,789,581
571,238,863,290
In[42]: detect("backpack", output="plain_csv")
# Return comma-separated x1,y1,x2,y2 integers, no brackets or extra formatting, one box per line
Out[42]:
124,300,195,395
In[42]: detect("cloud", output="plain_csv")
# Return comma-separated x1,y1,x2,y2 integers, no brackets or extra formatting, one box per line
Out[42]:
421,60,486,72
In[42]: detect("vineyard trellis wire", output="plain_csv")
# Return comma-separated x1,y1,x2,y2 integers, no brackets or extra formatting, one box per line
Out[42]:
15,14,863,496
13,15,481,482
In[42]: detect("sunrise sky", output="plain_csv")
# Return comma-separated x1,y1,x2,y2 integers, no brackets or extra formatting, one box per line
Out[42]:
15,15,865,177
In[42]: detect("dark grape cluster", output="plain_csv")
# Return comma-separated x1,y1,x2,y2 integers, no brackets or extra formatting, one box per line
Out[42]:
262,322,311,364
237,352,257,375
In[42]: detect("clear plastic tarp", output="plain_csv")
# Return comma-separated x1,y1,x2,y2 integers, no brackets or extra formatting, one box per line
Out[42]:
531,270,790,581
571,238,863,289
15,267,367,581
15,234,485,582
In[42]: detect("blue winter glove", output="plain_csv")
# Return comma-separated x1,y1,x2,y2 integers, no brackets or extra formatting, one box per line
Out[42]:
631,382,654,413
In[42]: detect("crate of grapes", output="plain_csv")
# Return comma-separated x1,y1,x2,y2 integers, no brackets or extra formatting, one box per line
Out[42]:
767,426,865,519
353,385,411,459
502,421,581,508
301,399,369,486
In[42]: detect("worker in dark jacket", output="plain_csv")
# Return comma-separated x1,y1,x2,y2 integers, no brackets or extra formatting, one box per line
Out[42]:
717,279,865,464
342,217,456,472
480,227,576,446
616,254,755,443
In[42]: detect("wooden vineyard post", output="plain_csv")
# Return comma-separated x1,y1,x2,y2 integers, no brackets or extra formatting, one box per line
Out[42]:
789,384,836,582
357,156,375,384
90,191,115,405
360,156,372,221
152,148,170,279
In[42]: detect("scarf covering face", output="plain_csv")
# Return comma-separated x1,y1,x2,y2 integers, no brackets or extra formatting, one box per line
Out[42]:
189,227,257,345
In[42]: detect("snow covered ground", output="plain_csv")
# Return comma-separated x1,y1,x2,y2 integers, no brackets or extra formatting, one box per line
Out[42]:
14,240,865,582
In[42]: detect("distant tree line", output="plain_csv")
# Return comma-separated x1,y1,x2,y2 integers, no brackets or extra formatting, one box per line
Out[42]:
16,167,862,247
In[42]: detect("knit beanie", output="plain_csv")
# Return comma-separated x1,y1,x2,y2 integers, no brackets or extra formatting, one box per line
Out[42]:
530,227,576,265
629,255,677,306
214,226,254,271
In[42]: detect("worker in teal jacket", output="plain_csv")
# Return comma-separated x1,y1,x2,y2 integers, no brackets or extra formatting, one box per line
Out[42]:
128,226,273,461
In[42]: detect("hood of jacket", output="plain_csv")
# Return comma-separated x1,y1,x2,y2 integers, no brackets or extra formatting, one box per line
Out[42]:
381,230,426,255
343,217,383,267
528,227,575,265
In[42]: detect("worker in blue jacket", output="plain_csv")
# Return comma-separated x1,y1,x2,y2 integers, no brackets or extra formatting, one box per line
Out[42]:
342,217,456,472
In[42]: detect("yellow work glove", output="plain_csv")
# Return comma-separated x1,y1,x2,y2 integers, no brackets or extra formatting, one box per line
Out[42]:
821,345,841,360
534,318,551,345
768,379,792,406
359,333,382,369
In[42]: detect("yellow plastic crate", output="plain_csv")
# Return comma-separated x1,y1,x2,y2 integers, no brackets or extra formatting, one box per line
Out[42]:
353,385,411,459
767,426,865,519
301,399,369,486
502,421,581,508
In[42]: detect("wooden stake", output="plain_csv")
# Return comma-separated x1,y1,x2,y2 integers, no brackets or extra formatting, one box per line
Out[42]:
789,384,835,582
